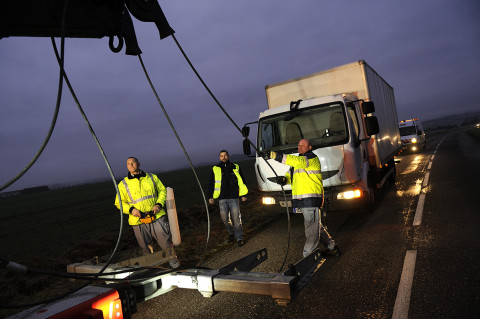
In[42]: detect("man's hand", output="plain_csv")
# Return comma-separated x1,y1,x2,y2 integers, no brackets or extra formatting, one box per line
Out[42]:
152,204,161,214
208,198,214,205
260,151,277,161
131,208,141,217
241,196,247,202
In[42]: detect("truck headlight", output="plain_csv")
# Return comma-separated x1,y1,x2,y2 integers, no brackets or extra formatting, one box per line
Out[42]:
262,197,276,205
337,189,362,200
411,137,417,143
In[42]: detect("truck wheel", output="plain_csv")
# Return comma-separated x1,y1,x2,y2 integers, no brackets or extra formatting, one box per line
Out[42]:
388,161,396,185
365,170,377,211
364,186,376,212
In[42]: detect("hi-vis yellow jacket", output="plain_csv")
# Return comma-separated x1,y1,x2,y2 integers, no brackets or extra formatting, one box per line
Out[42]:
212,163,248,199
114,171,166,225
279,151,323,208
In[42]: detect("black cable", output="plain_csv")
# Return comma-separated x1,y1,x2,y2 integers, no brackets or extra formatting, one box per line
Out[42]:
28,265,177,282
171,34,291,272
51,39,124,273
137,55,211,267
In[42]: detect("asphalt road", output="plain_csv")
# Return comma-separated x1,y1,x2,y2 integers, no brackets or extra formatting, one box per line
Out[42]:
133,128,480,319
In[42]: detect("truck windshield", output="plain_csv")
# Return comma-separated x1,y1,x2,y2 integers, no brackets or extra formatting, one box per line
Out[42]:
258,103,348,151
399,126,417,136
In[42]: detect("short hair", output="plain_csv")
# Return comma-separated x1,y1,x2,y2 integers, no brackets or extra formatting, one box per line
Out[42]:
219,150,229,155
127,156,139,163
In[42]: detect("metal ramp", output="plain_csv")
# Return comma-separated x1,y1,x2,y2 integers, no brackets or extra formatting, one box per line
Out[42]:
67,248,326,306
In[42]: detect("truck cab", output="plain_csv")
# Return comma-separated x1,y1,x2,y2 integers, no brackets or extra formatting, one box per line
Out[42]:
398,119,426,152
247,95,383,211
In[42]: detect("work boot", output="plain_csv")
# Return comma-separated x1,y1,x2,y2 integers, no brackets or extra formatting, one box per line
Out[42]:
237,240,246,247
322,245,342,257
227,234,235,243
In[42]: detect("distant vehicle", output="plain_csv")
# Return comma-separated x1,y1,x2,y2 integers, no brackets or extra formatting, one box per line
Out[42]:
242,60,401,211
398,119,426,152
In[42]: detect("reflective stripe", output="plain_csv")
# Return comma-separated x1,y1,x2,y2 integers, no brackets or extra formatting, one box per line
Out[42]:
122,173,158,205
293,193,323,199
293,169,321,174
128,195,156,205
121,179,134,203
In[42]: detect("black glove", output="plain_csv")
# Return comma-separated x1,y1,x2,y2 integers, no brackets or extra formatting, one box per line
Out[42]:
275,176,287,186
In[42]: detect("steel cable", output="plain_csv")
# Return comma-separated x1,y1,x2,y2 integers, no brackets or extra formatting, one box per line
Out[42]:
171,34,291,272
137,55,212,267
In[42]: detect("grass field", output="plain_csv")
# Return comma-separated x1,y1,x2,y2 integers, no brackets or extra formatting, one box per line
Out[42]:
0,158,283,317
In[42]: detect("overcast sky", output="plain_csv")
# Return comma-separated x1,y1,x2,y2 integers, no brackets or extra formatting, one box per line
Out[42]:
1,0,479,191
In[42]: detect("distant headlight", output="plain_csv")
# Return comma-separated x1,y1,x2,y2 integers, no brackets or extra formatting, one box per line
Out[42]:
262,197,276,205
411,138,417,143
337,189,362,200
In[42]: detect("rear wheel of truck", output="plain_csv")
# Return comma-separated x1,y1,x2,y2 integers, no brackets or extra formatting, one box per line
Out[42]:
387,160,396,185
364,170,378,212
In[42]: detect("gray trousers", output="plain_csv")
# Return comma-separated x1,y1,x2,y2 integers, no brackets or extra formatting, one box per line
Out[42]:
132,215,174,255
298,207,335,257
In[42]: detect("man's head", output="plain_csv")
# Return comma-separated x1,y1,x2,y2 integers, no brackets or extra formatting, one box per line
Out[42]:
298,139,312,155
219,150,230,163
127,157,140,175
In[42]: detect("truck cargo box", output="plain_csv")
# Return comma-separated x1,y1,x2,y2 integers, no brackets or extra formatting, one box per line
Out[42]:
265,60,400,167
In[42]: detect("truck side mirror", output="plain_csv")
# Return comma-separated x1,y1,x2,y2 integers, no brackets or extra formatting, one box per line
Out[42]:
365,116,379,136
242,126,250,138
362,101,375,114
243,139,251,156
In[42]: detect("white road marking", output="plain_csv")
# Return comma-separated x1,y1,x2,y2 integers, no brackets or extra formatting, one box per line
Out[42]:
393,137,446,317
422,172,430,187
392,250,417,319
413,194,425,226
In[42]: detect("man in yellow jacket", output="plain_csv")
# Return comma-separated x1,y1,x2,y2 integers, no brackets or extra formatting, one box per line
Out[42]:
208,150,248,247
267,139,340,257
115,157,180,268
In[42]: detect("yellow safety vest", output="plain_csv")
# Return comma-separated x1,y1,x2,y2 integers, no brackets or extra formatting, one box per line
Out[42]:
282,153,323,200
114,172,167,225
212,163,248,199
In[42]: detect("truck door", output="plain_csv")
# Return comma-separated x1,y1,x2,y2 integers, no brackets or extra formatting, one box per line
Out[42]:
343,103,363,181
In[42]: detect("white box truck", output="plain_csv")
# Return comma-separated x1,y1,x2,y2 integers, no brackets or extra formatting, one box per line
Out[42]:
398,118,426,152
242,60,401,211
